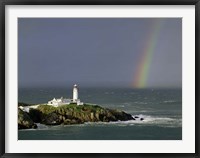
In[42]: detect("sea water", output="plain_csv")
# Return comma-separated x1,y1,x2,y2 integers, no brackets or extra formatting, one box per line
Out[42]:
18,87,182,140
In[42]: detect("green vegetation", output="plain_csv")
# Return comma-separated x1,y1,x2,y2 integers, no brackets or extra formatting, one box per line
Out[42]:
37,104,57,114
35,103,104,115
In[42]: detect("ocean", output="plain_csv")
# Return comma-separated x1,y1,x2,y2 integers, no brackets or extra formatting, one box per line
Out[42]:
18,87,182,140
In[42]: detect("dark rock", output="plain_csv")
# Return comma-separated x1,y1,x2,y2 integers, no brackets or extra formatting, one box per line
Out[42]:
140,118,144,121
18,108,37,129
29,108,42,123
108,109,133,121
63,118,83,125
41,112,62,125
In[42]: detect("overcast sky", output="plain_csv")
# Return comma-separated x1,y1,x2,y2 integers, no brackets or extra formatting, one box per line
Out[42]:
18,18,182,88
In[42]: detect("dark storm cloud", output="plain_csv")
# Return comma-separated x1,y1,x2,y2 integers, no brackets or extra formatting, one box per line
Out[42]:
18,18,182,88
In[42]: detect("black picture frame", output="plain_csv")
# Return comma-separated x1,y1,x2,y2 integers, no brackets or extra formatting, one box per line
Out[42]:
0,0,199,158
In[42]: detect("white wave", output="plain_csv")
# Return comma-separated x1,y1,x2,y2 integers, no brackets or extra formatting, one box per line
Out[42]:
134,101,147,105
36,123,48,129
163,100,176,103
19,123,49,131
83,114,182,128
19,116,182,131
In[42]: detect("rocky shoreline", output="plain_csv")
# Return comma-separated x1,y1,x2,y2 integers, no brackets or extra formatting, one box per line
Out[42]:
18,103,137,129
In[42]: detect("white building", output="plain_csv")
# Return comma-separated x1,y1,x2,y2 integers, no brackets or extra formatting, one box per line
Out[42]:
47,97,71,107
47,84,83,107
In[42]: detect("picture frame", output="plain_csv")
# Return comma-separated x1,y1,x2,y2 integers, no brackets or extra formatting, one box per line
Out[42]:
0,0,199,157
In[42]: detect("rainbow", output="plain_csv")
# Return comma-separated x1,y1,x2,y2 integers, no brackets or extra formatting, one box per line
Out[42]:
132,20,163,88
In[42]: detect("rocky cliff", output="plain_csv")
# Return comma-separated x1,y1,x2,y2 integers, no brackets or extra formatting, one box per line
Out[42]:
18,103,134,129
18,108,37,129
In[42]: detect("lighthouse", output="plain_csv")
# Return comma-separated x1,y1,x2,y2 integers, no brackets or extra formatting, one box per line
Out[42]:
47,84,83,106
73,84,78,102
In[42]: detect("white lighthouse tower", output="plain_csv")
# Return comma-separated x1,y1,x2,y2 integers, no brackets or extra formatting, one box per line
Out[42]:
73,84,78,102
